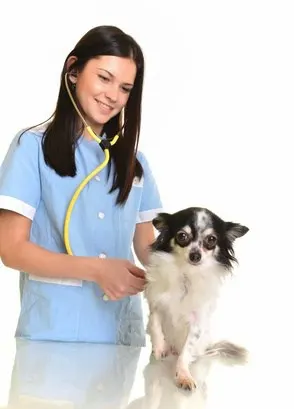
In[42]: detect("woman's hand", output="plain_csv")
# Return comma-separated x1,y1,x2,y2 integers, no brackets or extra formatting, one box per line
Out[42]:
94,258,146,301
0,210,145,302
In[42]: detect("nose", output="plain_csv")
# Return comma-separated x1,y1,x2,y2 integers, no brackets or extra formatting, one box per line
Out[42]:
105,85,119,103
189,249,202,264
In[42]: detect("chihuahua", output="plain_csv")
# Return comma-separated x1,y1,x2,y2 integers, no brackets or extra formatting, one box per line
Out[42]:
144,207,249,391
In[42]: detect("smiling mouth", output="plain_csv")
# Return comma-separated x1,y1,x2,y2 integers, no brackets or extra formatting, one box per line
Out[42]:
96,100,114,111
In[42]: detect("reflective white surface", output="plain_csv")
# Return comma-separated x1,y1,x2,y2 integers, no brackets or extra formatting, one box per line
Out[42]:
1,234,293,408
0,334,293,409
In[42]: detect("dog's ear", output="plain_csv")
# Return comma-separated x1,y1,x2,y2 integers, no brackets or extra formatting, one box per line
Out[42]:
152,213,170,232
225,222,249,241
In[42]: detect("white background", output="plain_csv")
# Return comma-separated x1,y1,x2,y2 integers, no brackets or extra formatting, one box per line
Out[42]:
0,0,293,405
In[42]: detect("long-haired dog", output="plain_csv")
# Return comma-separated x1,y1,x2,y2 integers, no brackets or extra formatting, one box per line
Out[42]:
144,207,249,391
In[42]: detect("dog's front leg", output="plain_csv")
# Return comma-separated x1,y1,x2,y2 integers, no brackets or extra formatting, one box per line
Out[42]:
147,310,170,360
175,321,202,391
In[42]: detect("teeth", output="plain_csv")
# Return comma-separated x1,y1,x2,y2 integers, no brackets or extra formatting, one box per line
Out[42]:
99,101,111,110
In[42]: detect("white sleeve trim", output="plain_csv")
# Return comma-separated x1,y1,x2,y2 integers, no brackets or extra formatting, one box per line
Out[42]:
136,208,163,223
0,195,36,220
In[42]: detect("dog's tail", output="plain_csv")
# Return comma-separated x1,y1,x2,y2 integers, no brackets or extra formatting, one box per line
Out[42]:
203,341,249,365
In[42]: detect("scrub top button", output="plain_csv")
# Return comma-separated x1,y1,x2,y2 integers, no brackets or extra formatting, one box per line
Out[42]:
98,212,105,219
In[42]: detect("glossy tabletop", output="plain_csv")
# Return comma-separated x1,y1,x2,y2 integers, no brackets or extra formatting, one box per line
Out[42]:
0,334,292,409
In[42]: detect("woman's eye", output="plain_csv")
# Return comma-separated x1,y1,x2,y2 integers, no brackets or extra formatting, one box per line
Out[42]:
122,87,132,93
99,75,109,82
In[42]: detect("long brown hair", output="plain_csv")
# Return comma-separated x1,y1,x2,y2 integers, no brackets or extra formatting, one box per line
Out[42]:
20,25,145,205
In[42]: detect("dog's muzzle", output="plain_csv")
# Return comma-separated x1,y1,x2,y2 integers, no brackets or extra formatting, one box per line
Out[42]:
189,249,202,264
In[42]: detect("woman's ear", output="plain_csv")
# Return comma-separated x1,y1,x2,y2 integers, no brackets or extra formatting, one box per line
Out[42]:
66,56,78,84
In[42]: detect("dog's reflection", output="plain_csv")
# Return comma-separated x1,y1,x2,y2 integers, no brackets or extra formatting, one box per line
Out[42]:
4,339,239,409
127,354,212,409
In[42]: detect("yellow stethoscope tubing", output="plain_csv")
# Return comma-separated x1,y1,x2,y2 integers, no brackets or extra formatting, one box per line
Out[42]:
63,72,119,256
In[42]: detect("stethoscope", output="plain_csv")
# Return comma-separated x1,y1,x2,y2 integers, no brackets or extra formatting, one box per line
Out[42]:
63,72,120,301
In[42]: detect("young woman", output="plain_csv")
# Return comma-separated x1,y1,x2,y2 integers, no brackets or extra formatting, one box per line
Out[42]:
0,25,163,346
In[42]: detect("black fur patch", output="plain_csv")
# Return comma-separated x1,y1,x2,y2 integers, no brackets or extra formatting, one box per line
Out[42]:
151,207,249,270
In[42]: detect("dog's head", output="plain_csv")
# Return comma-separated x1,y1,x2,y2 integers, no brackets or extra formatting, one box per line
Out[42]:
151,207,249,270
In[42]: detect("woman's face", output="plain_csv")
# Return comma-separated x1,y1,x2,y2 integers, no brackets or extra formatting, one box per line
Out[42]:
70,55,137,136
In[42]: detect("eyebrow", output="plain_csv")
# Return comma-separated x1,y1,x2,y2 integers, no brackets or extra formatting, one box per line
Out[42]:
97,68,134,87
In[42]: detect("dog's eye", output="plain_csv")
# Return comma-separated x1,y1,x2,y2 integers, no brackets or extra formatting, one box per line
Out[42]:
204,235,217,249
175,231,190,245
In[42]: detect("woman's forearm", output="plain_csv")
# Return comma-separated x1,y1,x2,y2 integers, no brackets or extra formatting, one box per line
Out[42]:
2,241,99,282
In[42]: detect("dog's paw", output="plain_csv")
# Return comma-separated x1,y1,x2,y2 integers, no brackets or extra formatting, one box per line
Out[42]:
170,345,178,356
175,372,197,391
152,342,170,360
153,347,169,360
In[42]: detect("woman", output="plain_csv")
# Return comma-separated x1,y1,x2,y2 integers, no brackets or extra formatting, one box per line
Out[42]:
0,25,163,346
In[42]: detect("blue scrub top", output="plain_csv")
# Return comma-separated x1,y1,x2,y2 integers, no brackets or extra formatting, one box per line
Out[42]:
0,125,163,345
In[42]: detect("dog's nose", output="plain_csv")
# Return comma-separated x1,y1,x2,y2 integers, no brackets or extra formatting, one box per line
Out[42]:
189,249,202,264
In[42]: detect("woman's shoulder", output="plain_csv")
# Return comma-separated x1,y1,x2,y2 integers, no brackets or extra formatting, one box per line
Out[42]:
2,123,52,167
18,121,50,140
136,150,156,171
136,150,149,165
9,122,51,154
28,122,50,136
